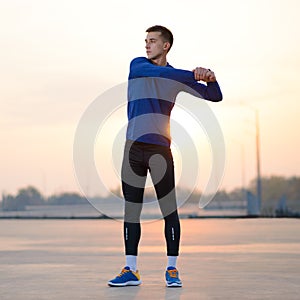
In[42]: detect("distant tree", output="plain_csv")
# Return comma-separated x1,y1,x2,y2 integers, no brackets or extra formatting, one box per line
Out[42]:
284,176,300,211
16,186,45,205
2,194,20,211
2,186,45,211
249,176,300,213
47,192,87,205
185,190,202,204
209,190,231,209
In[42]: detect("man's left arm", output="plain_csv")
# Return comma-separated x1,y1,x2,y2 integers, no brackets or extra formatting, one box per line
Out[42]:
160,67,223,102
129,57,223,102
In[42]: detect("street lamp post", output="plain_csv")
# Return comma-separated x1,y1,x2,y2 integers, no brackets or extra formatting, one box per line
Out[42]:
255,109,262,214
240,103,262,216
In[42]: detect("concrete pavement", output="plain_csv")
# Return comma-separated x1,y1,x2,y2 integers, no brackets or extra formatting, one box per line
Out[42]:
1,218,300,299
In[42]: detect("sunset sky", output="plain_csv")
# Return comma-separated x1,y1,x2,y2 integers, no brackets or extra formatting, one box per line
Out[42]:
1,0,299,197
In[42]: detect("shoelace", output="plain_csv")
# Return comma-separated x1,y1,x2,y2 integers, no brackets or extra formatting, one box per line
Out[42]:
167,269,178,278
117,268,130,277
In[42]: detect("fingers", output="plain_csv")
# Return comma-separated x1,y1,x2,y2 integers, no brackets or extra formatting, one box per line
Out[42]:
207,70,216,82
193,67,216,82
193,67,207,81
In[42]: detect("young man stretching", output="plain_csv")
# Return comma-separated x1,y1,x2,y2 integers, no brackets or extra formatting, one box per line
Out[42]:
108,25,222,287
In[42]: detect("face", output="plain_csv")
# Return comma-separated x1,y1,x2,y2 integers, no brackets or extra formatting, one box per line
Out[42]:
145,31,169,60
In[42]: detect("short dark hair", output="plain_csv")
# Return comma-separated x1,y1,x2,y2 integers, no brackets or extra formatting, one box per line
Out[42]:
146,25,173,51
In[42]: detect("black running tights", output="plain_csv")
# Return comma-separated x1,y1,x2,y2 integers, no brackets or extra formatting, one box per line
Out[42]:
121,140,180,256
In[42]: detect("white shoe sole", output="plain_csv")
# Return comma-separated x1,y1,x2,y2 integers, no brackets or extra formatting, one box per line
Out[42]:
108,280,142,287
166,282,182,287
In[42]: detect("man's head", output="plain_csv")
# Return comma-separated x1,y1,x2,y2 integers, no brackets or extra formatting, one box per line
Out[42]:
145,25,173,61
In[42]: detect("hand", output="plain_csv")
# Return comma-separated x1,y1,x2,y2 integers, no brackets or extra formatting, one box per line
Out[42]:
193,67,216,82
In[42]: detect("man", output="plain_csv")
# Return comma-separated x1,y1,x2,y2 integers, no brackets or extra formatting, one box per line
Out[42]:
108,25,222,287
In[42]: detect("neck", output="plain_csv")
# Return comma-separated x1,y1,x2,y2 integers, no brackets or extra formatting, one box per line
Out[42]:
151,55,168,66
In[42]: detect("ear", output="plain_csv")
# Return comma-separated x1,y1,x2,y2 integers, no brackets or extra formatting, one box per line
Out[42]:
163,42,170,51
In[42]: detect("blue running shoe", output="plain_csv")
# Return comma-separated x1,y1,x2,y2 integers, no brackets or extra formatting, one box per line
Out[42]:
165,267,182,287
108,266,141,287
